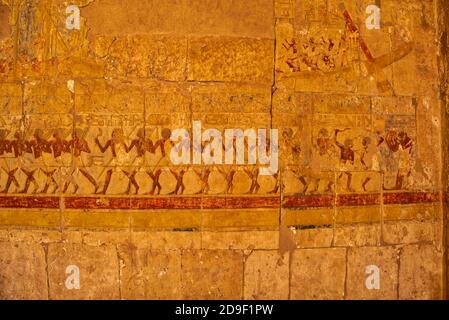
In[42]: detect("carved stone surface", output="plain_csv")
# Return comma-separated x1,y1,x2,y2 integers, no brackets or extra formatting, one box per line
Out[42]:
0,0,447,300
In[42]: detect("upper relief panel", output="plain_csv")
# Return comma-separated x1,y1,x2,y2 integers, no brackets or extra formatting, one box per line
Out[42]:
275,0,438,96
0,2,12,78
81,0,274,39
0,0,275,81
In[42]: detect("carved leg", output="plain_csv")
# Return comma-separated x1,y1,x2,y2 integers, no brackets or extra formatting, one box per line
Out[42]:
80,169,99,193
19,170,37,194
310,178,321,194
299,176,309,194
346,172,355,192
1,169,19,193
99,169,113,195
362,177,372,192
123,170,139,195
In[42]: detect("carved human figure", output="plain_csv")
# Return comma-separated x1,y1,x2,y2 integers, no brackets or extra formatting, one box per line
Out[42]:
63,128,99,194
0,129,10,155
169,167,187,195
28,129,60,194
49,128,71,189
280,128,292,163
244,167,260,194
124,128,154,195
382,130,414,190
217,165,237,194
153,128,173,159
360,137,373,191
360,135,383,192
268,171,281,194
335,128,355,192
194,167,211,195
147,168,163,195
316,128,334,158
2,131,37,194
395,131,413,190
145,128,173,195
286,128,327,194
95,128,133,195
0,129,15,192
50,129,70,160
283,131,310,195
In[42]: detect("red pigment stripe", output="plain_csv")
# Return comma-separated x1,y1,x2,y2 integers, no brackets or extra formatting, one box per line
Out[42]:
201,197,227,209
224,197,279,209
0,196,59,209
0,193,441,210
337,193,381,206
443,192,449,204
283,195,334,208
340,6,375,62
64,196,278,210
383,192,441,205
128,197,202,210
65,197,202,210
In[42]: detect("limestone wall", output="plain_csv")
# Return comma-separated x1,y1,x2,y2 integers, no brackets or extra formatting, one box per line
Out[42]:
0,0,446,300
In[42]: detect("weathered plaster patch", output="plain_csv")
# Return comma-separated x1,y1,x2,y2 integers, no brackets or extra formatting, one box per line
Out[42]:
0,4,11,40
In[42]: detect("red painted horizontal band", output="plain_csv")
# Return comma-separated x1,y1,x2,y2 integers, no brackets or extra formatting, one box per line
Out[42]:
64,196,280,210
336,193,381,207
383,192,441,205
282,195,334,208
0,196,59,209
0,192,441,210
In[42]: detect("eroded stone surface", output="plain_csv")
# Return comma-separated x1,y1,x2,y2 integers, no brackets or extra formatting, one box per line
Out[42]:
399,244,443,300
290,248,346,300
47,244,120,300
119,247,182,300
81,0,274,38
181,250,243,299
347,246,399,300
244,251,289,300
0,242,48,300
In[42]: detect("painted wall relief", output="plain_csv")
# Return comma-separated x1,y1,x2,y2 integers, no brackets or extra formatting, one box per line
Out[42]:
0,0,440,210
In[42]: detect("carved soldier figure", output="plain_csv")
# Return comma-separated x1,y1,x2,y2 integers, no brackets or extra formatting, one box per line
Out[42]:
268,170,281,194
0,129,13,192
281,128,321,194
124,128,153,195
244,167,260,194
147,168,163,195
28,129,58,194
217,165,238,194
382,130,414,190
395,131,413,190
145,128,173,195
316,128,334,157
194,167,211,195
50,129,70,160
0,129,10,155
287,166,316,194
361,137,373,191
153,128,173,159
63,128,99,194
95,128,134,195
126,128,154,162
2,131,37,194
169,167,187,195
335,128,355,192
